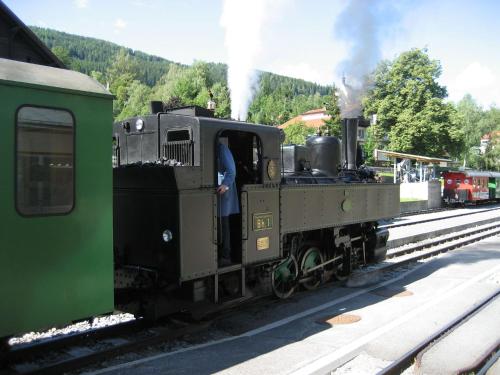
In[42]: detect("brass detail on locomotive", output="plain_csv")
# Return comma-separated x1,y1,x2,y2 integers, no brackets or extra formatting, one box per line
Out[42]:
267,159,278,179
253,212,273,231
256,236,270,251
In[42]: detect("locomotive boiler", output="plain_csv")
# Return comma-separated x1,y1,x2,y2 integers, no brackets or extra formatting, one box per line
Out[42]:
112,106,399,317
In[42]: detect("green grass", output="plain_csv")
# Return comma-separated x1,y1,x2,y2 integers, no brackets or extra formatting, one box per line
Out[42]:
377,172,394,177
400,198,427,202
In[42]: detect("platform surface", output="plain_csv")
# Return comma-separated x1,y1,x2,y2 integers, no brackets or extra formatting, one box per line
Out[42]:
387,207,500,245
88,235,500,375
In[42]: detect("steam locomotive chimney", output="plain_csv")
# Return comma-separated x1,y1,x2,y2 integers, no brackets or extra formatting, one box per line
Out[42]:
342,118,359,169
150,100,164,115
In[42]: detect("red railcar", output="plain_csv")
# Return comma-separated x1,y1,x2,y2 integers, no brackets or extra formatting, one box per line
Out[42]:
442,170,500,204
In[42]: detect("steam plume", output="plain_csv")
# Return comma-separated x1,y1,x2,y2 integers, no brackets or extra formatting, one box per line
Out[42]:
335,0,382,117
220,0,279,121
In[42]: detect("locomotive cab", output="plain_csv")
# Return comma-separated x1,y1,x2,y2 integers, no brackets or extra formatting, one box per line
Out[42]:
112,107,282,315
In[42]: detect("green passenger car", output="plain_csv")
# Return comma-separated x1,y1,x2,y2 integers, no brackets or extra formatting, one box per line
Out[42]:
0,58,114,339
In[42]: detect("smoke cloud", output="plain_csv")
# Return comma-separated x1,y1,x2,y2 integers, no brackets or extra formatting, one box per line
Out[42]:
335,0,383,117
220,0,281,121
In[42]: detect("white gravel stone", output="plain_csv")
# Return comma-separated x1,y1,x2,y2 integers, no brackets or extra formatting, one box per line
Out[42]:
9,313,135,345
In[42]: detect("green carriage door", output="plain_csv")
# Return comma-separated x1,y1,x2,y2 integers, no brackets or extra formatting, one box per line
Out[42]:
488,177,496,200
1,103,113,339
11,106,78,336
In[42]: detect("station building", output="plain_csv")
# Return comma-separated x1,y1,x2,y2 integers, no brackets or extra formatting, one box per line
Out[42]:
0,1,64,67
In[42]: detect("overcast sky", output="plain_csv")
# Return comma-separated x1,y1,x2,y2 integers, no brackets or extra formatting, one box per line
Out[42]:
6,0,500,108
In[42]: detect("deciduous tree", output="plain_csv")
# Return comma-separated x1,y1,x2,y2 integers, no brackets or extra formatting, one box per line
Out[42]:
363,49,463,158
116,80,152,121
323,89,342,137
283,121,315,145
484,134,500,170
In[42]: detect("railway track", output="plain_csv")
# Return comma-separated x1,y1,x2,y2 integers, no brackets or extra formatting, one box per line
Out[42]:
3,217,500,374
387,221,500,259
349,221,500,285
382,204,500,229
0,317,211,375
377,291,500,375
397,199,500,218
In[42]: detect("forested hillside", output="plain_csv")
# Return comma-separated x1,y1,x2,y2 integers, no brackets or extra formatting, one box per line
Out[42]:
33,27,173,86
31,27,333,126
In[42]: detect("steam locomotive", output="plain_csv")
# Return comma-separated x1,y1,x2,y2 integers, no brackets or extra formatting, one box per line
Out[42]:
0,57,398,344
112,105,400,317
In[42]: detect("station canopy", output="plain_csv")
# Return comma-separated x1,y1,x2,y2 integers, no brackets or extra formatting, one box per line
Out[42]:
374,149,452,167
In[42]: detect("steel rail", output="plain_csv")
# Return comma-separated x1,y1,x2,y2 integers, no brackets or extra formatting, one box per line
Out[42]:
382,205,500,229
456,342,500,375
376,291,500,375
396,199,500,219
475,347,500,375
350,224,500,284
386,221,500,259
3,320,210,375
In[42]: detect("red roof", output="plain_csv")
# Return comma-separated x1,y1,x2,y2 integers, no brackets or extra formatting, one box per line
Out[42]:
278,108,330,129
303,108,327,115
481,130,500,140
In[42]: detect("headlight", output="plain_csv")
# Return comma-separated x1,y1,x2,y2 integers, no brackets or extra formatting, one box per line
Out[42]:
162,229,173,242
135,118,145,132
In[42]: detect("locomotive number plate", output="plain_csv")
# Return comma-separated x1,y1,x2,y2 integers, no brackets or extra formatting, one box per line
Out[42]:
253,212,273,231
257,236,270,251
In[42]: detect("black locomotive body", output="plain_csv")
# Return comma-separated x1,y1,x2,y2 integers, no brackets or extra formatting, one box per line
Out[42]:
113,107,399,318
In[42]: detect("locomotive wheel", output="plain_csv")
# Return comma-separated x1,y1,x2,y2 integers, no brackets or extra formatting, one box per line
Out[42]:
300,246,324,290
272,255,298,299
332,246,351,281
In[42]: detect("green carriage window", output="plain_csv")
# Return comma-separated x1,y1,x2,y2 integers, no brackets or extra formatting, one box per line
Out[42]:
16,106,75,216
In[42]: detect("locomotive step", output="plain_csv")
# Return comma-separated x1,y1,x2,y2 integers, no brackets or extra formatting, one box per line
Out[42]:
217,263,242,274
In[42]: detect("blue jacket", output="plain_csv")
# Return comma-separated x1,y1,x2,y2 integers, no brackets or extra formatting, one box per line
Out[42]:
218,143,240,217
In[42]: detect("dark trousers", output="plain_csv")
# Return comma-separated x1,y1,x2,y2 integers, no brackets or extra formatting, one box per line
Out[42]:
219,215,231,260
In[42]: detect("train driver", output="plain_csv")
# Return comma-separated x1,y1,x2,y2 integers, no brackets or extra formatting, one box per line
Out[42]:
217,138,239,267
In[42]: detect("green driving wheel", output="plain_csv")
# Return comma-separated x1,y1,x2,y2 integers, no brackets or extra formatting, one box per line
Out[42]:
300,247,324,290
272,255,298,299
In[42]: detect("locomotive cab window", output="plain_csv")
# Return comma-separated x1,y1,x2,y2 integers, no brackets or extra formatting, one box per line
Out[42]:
167,129,191,142
16,106,75,216
219,130,263,187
